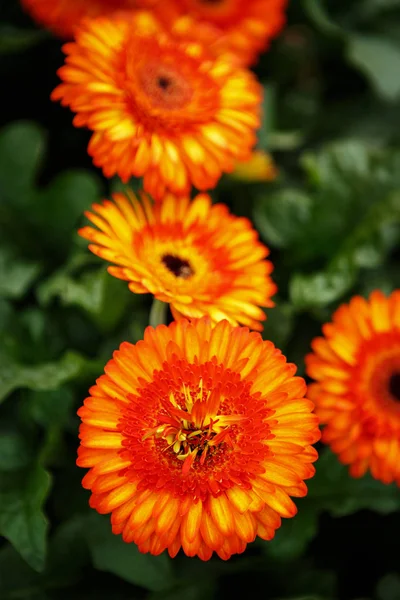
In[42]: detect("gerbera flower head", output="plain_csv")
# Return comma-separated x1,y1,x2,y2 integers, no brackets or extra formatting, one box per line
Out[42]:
77,318,320,559
154,0,289,66
78,191,277,331
20,0,157,38
51,12,262,199
306,290,400,485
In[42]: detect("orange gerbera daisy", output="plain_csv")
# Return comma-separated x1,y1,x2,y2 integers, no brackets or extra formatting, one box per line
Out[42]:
77,318,320,559
78,191,277,331
154,0,288,66
306,290,400,485
20,0,157,38
51,12,262,200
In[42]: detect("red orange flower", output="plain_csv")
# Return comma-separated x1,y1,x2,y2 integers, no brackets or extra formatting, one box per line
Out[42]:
77,318,320,559
306,290,400,485
51,12,262,199
154,0,288,66
79,191,277,331
20,0,157,38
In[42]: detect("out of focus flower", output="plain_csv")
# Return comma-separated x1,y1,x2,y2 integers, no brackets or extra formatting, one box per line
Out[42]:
154,0,288,66
20,0,157,38
77,317,320,559
231,150,278,182
79,191,277,331
51,12,261,199
306,290,400,485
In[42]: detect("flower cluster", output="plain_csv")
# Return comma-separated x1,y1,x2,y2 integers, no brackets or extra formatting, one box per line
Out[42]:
21,0,400,561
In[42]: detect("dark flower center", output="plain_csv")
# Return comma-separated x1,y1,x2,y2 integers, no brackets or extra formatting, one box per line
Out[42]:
157,76,171,90
389,372,400,402
139,63,194,112
162,254,194,279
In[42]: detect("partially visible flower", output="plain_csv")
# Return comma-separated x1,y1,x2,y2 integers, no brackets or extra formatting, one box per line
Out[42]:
51,12,261,199
306,290,400,485
231,150,278,182
20,0,157,38
79,191,277,331
154,0,288,66
78,317,320,560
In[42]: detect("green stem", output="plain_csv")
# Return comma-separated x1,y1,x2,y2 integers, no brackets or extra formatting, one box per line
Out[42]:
149,298,168,328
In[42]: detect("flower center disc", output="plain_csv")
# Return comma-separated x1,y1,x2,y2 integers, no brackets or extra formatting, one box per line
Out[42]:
162,254,194,279
119,359,274,501
139,64,194,111
389,372,400,402
141,378,247,479
354,333,400,426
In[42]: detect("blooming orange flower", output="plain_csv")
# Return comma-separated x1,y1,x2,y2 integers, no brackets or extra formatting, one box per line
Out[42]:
77,318,320,559
51,12,262,200
79,191,277,331
154,0,288,66
20,0,157,38
306,290,400,485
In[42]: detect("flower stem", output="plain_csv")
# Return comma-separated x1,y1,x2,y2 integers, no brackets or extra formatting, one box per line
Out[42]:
149,298,168,328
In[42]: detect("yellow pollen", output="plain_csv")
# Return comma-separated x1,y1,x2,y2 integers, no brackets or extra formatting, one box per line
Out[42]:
142,380,247,476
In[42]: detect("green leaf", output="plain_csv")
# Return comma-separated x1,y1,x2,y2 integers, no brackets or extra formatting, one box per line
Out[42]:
262,141,382,264
110,175,143,195
85,514,175,591
0,121,44,202
0,519,88,599
279,142,400,310
303,0,345,38
0,545,43,600
38,267,133,332
35,171,103,253
148,581,216,600
290,260,356,310
0,428,32,471
346,35,400,101
307,449,400,516
0,26,48,54
335,190,400,268
266,448,400,564
262,303,295,350
357,0,400,19
0,464,51,572
45,517,90,587
266,505,319,561
290,190,400,309
258,83,277,151
359,263,400,296
377,574,400,600
254,189,312,249
0,350,90,403
0,247,41,299
304,1,400,101
0,122,102,259
25,388,75,429
301,140,371,191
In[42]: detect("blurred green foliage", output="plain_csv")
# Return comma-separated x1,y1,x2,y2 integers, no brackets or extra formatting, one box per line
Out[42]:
0,0,400,598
